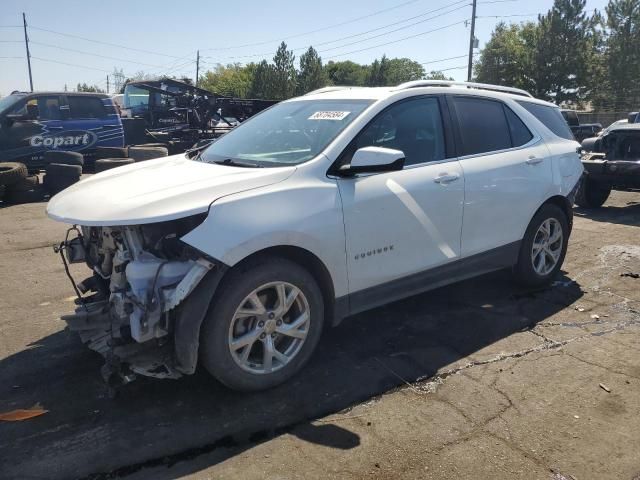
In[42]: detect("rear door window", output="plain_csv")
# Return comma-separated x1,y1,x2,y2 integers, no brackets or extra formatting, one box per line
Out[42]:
517,101,574,140
451,97,512,156
67,96,107,119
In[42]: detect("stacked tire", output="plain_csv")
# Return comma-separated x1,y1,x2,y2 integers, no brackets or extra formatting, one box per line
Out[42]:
0,162,46,204
128,145,168,162
95,158,135,173
43,151,84,196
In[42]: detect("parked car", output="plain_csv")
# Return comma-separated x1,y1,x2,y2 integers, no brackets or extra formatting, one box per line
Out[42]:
0,91,124,169
577,122,640,208
561,109,602,142
47,81,583,392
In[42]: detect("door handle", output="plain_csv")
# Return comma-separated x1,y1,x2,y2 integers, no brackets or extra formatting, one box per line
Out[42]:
46,126,64,130
434,173,460,184
526,156,543,165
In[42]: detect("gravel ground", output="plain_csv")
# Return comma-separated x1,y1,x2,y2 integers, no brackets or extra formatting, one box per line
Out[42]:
0,191,639,480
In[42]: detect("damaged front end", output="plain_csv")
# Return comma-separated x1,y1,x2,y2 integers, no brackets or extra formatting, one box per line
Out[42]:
56,215,225,389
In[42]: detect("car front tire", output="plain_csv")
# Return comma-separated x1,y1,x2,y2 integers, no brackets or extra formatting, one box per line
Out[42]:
200,257,324,391
514,203,569,287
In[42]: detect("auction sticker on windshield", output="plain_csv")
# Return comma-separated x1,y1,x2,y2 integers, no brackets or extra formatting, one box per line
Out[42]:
308,111,351,120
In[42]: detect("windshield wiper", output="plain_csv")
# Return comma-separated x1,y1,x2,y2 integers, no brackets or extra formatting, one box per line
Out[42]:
213,158,264,168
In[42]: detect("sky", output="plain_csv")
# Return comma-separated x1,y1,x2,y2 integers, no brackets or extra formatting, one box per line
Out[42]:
0,0,609,96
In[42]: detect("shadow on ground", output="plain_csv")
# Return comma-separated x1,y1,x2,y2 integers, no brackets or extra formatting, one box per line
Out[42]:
0,270,582,480
574,200,640,227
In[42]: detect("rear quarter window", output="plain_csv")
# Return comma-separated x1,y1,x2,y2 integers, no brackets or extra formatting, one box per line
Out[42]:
518,101,574,141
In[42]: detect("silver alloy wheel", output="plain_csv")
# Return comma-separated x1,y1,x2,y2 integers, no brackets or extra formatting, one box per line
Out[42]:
531,218,563,276
228,281,310,375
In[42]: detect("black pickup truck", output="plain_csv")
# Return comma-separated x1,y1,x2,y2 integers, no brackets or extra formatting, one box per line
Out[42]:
577,122,640,208
561,109,602,143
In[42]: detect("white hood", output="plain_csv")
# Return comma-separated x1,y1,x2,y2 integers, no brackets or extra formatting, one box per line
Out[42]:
46,154,296,226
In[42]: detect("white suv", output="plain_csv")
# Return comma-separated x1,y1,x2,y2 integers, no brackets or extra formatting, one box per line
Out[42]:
47,81,583,391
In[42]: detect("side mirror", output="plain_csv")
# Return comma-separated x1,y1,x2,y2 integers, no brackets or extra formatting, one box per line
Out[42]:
339,146,405,176
628,112,639,124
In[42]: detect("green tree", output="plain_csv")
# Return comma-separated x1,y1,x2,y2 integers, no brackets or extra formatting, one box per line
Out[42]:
272,42,297,100
76,83,105,93
474,22,538,92
604,0,640,110
384,58,425,85
424,71,454,81
366,55,391,86
296,47,328,95
200,63,254,97
249,60,277,99
534,0,601,104
324,60,368,86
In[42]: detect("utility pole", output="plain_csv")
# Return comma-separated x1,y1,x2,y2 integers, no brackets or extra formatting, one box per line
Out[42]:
467,0,477,82
106,75,110,94
22,12,33,92
195,50,200,87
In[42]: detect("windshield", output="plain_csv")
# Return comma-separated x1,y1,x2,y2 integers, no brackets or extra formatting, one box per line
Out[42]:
197,99,373,166
123,85,150,109
0,94,24,115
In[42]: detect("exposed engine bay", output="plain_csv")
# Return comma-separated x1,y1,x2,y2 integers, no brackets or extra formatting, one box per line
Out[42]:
601,130,640,161
57,215,220,389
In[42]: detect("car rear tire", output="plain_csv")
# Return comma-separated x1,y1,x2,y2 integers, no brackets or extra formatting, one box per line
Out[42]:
44,151,84,167
94,158,135,173
200,257,325,392
0,162,28,187
513,204,569,287
575,177,611,208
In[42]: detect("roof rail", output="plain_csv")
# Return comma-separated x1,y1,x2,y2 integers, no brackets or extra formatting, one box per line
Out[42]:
304,86,356,96
393,80,533,98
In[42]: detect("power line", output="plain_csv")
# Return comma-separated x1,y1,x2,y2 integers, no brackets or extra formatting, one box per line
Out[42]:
28,25,186,59
0,56,23,59
477,13,540,18
31,56,119,74
421,54,468,65
319,3,471,54
29,40,170,69
203,2,470,62
308,0,470,50
439,64,468,71
200,0,425,52
326,19,467,60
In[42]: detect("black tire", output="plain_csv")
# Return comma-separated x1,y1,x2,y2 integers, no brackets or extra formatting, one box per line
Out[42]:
134,143,167,148
94,146,128,160
7,175,39,192
5,183,46,204
0,162,28,187
44,150,84,167
128,146,168,162
575,177,611,208
513,204,569,287
94,158,135,173
0,184,6,201
43,174,80,195
45,163,83,179
200,257,325,392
